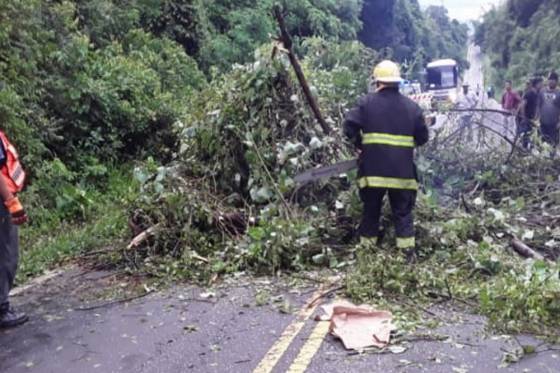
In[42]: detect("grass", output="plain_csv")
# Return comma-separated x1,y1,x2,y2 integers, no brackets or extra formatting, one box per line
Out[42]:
16,167,140,283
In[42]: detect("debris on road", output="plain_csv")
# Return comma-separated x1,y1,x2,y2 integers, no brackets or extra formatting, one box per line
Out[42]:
317,301,394,351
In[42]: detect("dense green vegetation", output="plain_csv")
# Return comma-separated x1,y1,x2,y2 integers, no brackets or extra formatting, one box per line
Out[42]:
476,0,560,87
0,0,468,280
20,167,139,279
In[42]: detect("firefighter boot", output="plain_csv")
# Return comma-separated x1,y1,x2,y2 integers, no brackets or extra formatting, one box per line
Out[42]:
359,236,378,250
405,248,418,264
0,304,28,329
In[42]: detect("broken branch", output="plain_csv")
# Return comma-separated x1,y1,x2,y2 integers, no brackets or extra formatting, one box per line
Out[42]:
76,291,152,311
511,239,546,261
127,225,160,250
307,285,345,309
273,6,331,135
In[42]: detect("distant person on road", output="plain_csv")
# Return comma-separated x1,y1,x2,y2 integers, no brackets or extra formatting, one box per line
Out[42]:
456,84,477,139
459,84,478,108
519,78,543,149
501,80,521,113
487,86,495,99
501,80,522,134
538,72,560,146
456,84,477,112
524,80,532,95
0,128,28,329
344,60,429,262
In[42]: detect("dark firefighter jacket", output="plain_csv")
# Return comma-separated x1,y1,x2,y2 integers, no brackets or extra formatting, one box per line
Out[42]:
343,87,429,190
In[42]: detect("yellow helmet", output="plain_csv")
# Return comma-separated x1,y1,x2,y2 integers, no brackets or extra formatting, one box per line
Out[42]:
372,60,402,83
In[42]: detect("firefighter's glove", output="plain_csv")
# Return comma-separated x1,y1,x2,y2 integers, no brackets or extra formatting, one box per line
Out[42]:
4,197,28,225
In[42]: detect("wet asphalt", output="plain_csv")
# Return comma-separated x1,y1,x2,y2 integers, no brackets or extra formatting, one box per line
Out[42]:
0,267,559,373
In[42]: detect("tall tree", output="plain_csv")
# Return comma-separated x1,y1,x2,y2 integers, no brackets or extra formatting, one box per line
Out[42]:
477,0,560,87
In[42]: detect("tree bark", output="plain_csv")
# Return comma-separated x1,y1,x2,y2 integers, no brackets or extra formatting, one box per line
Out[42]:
273,6,332,135
511,239,545,261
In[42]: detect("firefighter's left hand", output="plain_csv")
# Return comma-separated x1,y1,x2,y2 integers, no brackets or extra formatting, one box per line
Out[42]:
4,197,28,225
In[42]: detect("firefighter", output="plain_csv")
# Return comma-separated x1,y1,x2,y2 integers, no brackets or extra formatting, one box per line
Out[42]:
0,129,28,328
344,60,429,261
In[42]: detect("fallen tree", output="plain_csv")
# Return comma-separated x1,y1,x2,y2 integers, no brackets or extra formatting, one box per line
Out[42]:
122,42,560,335
125,40,371,275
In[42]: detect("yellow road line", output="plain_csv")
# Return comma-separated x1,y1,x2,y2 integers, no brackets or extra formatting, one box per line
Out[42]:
286,321,330,373
252,288,324,373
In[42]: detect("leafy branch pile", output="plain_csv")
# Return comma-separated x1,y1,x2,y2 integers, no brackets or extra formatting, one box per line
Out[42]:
125,36,560,335
0,0,468,281
349,115,560,335
127,41,373,277
107,9,560,331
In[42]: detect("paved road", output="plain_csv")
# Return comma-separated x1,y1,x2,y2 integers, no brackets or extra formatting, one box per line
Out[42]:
1,266,558,373
464,43,485,98
436,42,516,144
466,42,516,141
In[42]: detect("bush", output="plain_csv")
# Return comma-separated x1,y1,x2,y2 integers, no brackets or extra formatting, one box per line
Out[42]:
1,0,206,223
45,30,205,163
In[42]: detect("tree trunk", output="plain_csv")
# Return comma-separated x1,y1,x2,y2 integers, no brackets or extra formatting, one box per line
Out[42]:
273,6,332,135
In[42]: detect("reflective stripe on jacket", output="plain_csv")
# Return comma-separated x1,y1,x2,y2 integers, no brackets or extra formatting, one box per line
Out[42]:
0,131,26,194
358,176,418,190
343,88,429,190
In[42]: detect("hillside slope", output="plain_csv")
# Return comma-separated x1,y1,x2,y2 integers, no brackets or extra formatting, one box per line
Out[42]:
476,0,560,86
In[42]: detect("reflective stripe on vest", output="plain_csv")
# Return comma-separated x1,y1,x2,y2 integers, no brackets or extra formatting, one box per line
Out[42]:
362,132,415,148
358,176,418,190
396,237,416,249
0,131,26,194
360,236,378,246
10,164,25,186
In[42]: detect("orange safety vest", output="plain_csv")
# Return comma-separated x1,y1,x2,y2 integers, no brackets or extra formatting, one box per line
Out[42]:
0,131,26,194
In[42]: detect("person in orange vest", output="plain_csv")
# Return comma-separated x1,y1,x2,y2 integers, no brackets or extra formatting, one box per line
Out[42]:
0,129,28,328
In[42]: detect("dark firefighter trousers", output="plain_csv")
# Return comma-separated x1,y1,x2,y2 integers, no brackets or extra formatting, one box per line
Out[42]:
359,188,416,249
0,202,19,313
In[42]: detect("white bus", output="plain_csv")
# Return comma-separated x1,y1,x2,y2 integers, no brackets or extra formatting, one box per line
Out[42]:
426,59,460,103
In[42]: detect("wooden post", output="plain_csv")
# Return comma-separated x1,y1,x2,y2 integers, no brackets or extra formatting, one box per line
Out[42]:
273,6,332,135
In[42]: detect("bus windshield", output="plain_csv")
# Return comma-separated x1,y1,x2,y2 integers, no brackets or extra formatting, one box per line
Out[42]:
427,66,457,89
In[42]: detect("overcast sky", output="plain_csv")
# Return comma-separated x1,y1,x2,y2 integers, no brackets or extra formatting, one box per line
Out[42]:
419,0,504,21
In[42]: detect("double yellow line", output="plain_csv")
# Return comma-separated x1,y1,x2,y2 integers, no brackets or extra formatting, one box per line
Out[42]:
252,288,331,373
286,321,330,373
